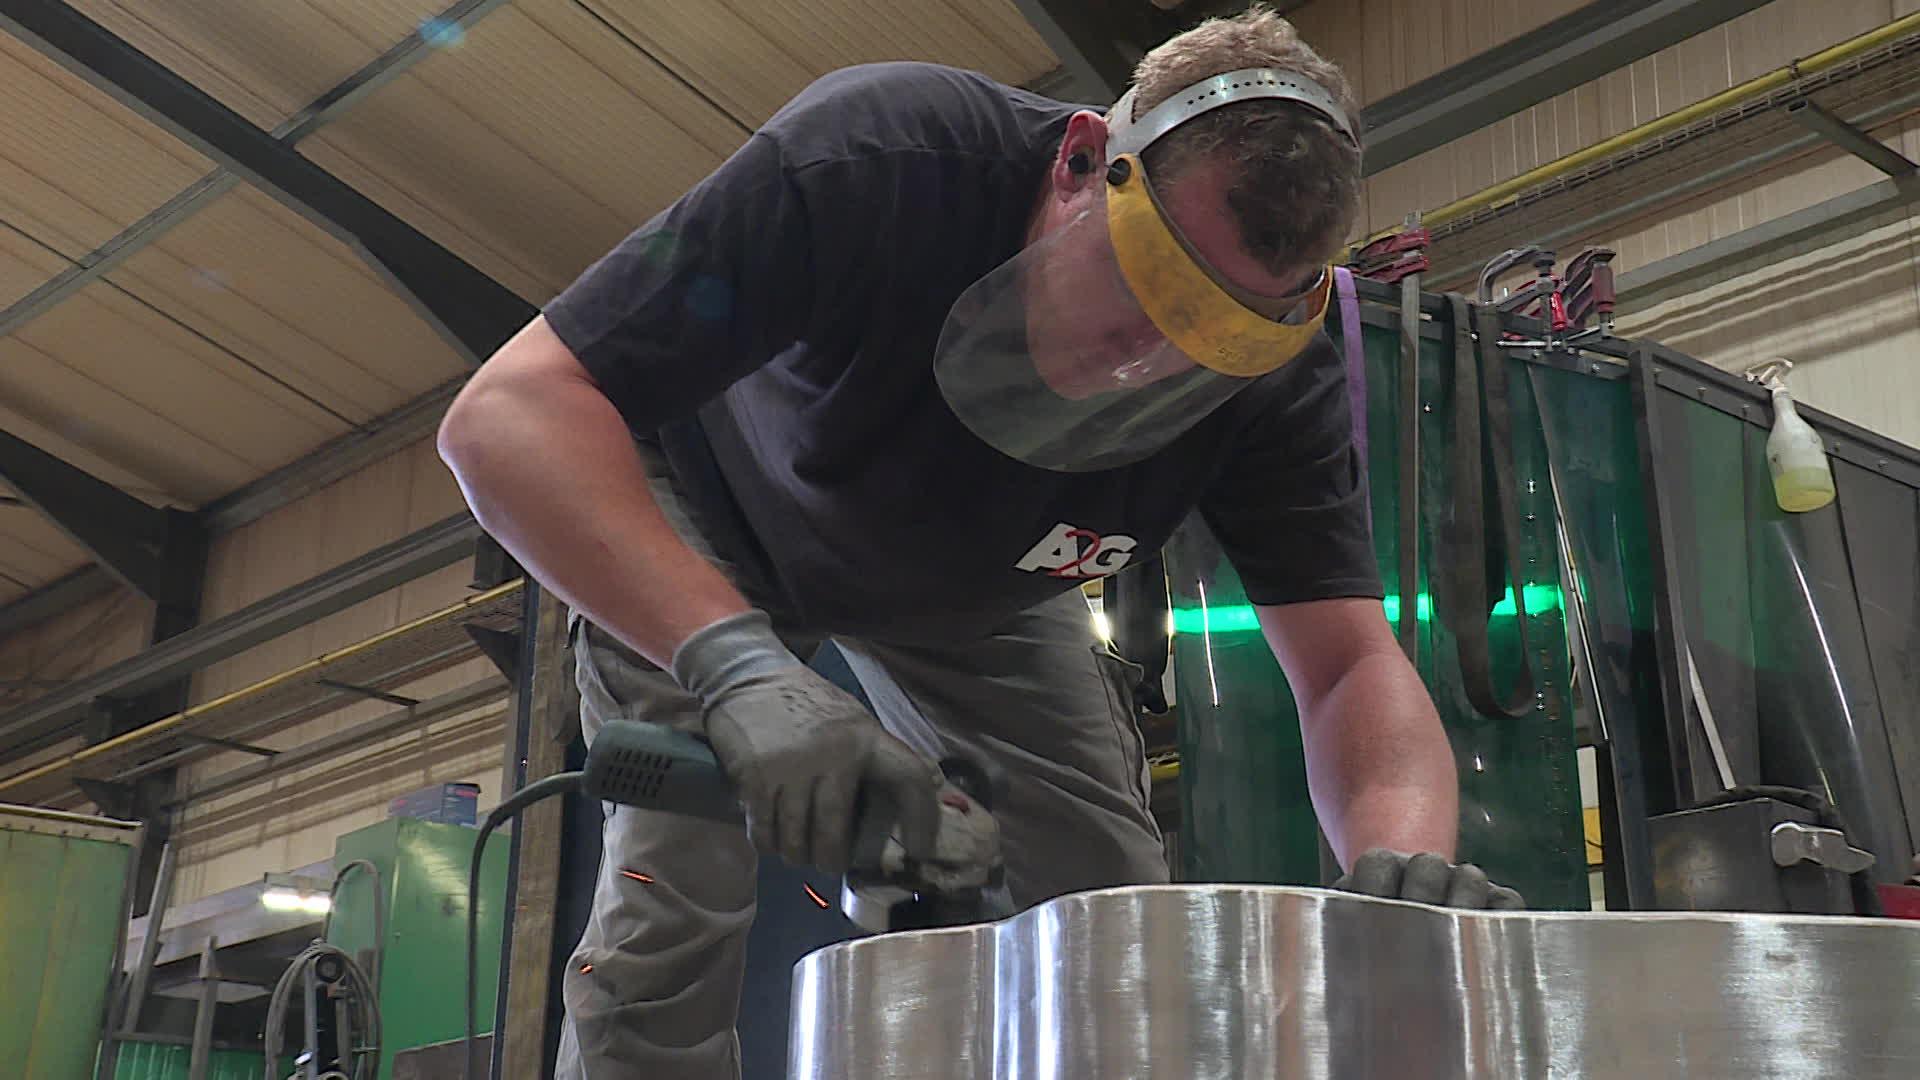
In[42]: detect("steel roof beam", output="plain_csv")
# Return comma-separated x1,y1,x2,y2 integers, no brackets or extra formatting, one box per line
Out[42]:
0,0,512,339
0,0,534,365
0,428,201,614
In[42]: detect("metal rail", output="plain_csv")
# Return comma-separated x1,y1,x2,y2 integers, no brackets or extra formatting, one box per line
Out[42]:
0,513,482,759
1365,11,1920,239
0,576,521,799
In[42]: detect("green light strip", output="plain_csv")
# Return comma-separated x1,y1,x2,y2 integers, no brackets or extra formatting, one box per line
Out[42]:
1171,585,1561,635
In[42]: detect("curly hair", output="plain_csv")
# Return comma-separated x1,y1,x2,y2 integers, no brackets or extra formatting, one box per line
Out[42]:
1127,5,1362,274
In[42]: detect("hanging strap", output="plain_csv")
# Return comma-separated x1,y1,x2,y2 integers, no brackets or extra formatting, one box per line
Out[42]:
1334,267,1372,539
1334,267,1368,465
1433,294,1537,720
1394,277,1422,665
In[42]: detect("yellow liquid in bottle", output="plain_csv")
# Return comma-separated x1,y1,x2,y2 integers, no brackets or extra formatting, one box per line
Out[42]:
1773,466,1836,512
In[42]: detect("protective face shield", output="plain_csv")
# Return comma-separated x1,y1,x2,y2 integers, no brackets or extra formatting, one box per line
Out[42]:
935,69,1359,472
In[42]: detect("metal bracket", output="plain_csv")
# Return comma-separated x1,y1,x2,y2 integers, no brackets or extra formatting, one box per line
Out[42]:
1771,821,1875,874
177,733,279,758
315,679,419,708
1785,99,1919,177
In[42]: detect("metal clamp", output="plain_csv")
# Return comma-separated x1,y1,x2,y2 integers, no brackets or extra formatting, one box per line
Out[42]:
1771,821,1875,874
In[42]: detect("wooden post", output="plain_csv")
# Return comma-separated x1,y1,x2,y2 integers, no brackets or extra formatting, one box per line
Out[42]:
494,584,572,1077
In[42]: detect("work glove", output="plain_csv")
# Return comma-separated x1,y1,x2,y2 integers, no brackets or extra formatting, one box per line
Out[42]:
672,610,945,874
1333,849,1525,910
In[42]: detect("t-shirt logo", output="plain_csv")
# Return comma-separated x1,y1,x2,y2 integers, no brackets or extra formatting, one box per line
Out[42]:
1015,522,1138,579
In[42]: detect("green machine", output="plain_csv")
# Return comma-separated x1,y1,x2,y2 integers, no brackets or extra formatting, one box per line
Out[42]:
0,804,139,1080
324,816,510,1079
109,1041,290,1080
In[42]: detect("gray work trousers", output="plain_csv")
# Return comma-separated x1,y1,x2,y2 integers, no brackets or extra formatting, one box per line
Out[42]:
554,445,1170,1079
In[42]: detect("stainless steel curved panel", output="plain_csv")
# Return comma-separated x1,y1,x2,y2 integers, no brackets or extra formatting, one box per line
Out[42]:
790,885,1920,1079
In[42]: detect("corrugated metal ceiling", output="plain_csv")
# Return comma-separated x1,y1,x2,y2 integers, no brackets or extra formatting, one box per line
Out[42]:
569,0,1057,127
304,0,743,301
0,34,212,255
301,0,1057,301
111,185,469,420
0,223,70,311
0,0,1057,596
0,496,89,604
67,0,455,130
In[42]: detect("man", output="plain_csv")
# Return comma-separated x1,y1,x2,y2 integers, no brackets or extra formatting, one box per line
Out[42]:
439,8,1519,1077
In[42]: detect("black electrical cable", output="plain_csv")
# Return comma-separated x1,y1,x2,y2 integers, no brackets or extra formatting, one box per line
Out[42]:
324,859,385,991
466,771,585,1080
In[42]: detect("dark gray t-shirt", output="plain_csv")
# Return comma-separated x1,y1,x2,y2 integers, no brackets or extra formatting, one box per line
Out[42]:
545,62,1380,643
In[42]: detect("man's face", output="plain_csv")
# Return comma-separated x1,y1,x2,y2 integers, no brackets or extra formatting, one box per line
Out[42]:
1023,152,1315,400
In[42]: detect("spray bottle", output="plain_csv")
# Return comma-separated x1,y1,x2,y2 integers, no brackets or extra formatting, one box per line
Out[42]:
1744,358,1835,513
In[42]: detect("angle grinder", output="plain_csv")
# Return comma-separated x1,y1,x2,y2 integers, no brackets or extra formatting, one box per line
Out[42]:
576,717,1015,930
463,719,1012,1079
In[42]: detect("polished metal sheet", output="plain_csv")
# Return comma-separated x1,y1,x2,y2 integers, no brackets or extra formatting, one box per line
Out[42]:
790,885,1920,1079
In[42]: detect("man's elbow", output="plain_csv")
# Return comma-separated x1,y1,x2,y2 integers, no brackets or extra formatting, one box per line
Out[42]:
440,320,558,477
436,377,495,480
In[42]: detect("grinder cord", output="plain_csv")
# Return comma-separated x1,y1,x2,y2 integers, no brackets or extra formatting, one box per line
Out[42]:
467,771,585,1080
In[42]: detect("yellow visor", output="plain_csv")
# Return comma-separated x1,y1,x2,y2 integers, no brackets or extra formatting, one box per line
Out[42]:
1105,153,1332,378
934,154,1334,472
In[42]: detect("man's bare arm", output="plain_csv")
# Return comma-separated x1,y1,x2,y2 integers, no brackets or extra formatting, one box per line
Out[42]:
1256,597,1458,868
437,315,748,665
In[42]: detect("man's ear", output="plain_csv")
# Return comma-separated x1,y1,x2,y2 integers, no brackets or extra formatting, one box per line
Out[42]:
1047,110,1111,199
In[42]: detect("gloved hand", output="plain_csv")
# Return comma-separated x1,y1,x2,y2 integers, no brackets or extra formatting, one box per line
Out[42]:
672,610,944,873
869,782,1003,894
1333,849,1525,910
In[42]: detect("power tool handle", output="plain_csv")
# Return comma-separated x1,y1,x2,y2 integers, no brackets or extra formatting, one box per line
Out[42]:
579,719,742,824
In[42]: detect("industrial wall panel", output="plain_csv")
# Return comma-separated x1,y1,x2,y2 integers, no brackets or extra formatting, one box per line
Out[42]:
2,735,87,789
1615,210,1920,447
109,186,467,425
1293,0,1588,106
68,0,453,130
1601,119,1914,275
0,35,212,259
162,429,502,905
9,282,350,492
300,1,739,302
170,669,505,903
191,438,461,699
1344,0,1905,233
